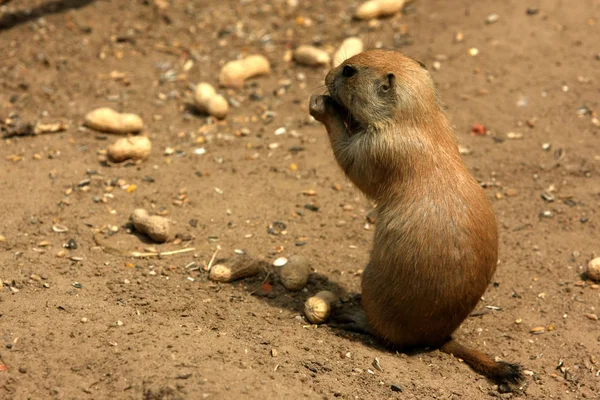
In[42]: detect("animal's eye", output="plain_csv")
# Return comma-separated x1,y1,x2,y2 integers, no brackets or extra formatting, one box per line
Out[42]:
342,65,357,78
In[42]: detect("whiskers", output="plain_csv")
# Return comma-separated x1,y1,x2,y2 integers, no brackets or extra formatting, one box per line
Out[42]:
311,82,329,95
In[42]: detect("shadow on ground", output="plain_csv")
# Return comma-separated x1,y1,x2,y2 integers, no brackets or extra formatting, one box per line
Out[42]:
0,0,95,31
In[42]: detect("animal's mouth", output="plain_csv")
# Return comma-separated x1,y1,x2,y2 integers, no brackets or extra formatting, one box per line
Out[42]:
328,94,363,136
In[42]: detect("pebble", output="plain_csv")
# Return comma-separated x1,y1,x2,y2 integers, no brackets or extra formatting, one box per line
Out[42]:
81,317,88,323
586,258,600,281
526,7,539,15
485,13,499,24
372,357,383,372
530,326,545,334
391,384,403,392
273,257,288,267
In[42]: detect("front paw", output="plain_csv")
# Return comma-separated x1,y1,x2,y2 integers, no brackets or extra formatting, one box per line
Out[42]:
309,94,329,122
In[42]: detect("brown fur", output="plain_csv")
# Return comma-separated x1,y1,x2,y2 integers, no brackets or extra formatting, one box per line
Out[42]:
309,49,523,385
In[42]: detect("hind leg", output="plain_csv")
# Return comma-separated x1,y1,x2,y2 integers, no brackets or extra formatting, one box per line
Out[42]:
329,297,372,335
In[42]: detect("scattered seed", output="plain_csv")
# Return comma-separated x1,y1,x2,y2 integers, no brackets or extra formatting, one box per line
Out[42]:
52,224,68,233
273,257,288,267
485,13,499,24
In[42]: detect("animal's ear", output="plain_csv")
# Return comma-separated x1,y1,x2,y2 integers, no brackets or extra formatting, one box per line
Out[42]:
381,73,395,92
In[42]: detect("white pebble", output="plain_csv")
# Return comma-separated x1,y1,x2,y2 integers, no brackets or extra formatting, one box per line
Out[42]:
273,257,288,267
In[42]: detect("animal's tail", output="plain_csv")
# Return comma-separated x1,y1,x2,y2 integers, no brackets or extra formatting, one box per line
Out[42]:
440,338,523,384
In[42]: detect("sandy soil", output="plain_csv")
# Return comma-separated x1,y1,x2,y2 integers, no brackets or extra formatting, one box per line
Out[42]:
1,0,599,399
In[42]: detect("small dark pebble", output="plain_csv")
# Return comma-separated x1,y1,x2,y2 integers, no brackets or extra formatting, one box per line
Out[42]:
540,192,554,202
563,198,577,207
526,7,539,15
18,366,27,374
176,373,192,379
6,343,13,349
249,91,264,101
195,171,204,177
143,176,155,183
176,233,193,241
295,241,307,246
267,221,287,235
580,217,589,223
95,135,109,141
304,204,320,212
391,384,403,392
304,363,318,373
72,282,83,289
492,136,505,143
189,219,199,228
289,146,305,154
66,239,78,250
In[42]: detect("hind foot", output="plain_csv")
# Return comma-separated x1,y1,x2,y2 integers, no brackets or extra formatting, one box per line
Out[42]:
329,304,371,335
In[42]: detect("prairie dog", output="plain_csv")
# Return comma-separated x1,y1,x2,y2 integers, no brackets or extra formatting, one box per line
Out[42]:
309,49,522,384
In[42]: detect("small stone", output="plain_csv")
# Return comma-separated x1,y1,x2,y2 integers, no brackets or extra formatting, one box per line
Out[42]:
526,7,539,15
372,357,383,372
271,348,278,357
391,384,403,392
485,13,499,24
540,192,554,202
586,258,600,281
30,274,42,282
530,326,545,334
81,317,88,323
584,313,598,321
116,320,124,326
273,257,288,267
18,366,27,374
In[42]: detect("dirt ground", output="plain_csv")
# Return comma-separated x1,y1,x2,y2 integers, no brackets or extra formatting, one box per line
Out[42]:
1,0,599,399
